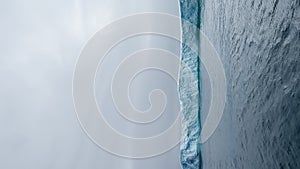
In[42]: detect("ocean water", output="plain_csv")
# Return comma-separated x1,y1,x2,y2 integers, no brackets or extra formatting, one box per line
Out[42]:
180,0,299,168
200,0,300,168
179,0,202,169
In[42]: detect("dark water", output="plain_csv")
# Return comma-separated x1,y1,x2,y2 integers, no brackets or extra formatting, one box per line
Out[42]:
200,0,300,168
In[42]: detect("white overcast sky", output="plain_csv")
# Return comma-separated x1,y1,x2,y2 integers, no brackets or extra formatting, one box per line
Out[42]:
0,0,182,169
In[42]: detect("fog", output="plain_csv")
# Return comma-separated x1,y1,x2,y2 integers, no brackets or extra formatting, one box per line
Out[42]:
0,0,182,168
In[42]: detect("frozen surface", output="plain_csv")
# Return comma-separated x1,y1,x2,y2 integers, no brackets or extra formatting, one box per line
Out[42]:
179,0,202,169
201,0,300,168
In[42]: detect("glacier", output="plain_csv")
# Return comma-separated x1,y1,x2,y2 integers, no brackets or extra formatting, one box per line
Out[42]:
178,0,202,169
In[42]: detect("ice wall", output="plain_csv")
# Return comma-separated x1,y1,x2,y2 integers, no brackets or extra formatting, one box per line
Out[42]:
179,0,202,169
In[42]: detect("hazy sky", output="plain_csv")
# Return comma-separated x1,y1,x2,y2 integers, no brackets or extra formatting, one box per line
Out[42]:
0,0,182,169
